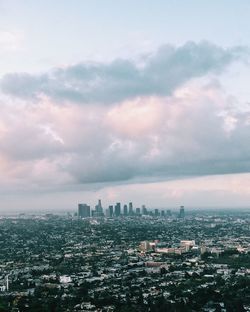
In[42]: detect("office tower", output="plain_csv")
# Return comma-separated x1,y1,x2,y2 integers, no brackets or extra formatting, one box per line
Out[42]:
139,241,151,252
108,205,114,217
136,207,141,215
154,208,159,216
167,209,172,217
95,199,104,217
161,210,165,217
115,202,121,217
78,203,91,218
142,205,147,215
179,206,185,218
129,202,133,215
98,199,103,213
123,204,128,216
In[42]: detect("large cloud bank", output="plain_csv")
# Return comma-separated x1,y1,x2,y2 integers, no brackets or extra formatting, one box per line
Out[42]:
0,41,249,190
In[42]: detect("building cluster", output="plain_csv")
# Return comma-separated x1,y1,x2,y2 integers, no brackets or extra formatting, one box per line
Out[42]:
78,200,185,219
139,239,196,255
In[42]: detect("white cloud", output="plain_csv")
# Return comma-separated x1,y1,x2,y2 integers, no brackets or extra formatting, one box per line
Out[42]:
0,30,23,51
0,78,249,192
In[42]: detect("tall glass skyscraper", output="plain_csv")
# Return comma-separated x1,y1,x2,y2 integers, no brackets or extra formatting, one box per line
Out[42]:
78,204,90,218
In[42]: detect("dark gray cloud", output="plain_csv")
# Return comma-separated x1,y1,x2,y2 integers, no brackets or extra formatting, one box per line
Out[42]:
0,83,250,188
1,41,245,104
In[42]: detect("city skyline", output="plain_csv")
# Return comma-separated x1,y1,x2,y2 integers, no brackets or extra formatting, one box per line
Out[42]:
1,1,250,211
77,199,185,219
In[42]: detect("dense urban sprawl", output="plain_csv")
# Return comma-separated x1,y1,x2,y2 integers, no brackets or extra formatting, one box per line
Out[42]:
0,207,249,311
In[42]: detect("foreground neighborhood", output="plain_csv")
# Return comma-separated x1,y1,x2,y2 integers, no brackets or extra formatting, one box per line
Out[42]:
0,209,249,311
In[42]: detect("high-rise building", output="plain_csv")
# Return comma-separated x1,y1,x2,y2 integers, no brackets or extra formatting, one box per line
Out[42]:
95,199,104,217
167,209,172,217
129,202,133,215
136,207,141,215
161,210,165,217
78,204,90,218
179,206,185,218
108,205,114,217
142,205,147,215
154,209,159,217
115,202,121,217
123,204,128,216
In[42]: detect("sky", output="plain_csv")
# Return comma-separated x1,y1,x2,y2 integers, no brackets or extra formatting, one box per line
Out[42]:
1,0,250,212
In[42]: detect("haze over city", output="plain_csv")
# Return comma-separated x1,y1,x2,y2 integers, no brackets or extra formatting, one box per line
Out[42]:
1,0,250,211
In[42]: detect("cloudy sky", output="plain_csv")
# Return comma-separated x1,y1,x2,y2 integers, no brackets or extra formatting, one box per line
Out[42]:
1,0,250,212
